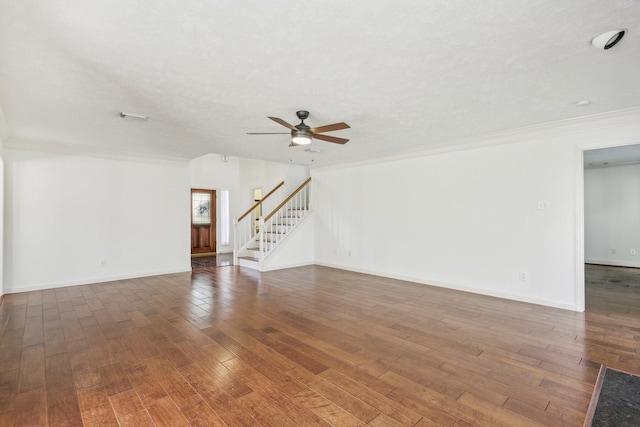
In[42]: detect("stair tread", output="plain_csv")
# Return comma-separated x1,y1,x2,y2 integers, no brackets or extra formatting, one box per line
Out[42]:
238,204,310,267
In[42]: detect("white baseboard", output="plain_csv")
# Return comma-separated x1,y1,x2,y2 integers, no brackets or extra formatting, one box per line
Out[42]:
262,261,314,272
585,259,640,268
4,266,192,294
5,259,584,312
314,261,577,311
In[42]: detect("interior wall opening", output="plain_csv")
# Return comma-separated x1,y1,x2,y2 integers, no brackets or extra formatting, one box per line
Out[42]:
583,143,640,312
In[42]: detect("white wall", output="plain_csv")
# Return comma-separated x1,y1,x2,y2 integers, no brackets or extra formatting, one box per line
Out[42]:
188,154,309,253
585,163,640,268
312,110,640,311
0,150,4,297
262,214,315,271
0,107,7,297
237,157,310,197
4,149,191,293
6,109,640,306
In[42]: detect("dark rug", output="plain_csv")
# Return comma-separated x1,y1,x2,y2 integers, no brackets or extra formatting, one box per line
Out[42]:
585,366,640,426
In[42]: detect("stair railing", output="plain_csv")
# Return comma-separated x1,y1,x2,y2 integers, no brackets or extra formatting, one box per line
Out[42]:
234,181,284,264
257,177,311,256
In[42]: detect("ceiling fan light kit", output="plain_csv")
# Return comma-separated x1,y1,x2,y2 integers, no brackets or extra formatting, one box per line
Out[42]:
291,129,312,145
248,110,350,147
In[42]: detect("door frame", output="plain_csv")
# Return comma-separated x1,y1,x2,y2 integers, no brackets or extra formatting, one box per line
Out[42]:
576,137,640,312
191,188,216,255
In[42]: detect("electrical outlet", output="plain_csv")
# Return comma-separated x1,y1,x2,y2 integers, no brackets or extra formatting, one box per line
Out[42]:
611,249,617,255
519,272,528,281
99,258,107,267
631,249,637,255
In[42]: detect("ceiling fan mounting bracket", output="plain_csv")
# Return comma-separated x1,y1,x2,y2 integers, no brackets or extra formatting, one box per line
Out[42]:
296,110,309,121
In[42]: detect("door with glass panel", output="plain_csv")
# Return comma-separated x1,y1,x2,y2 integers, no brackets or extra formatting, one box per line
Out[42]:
191,189,216,254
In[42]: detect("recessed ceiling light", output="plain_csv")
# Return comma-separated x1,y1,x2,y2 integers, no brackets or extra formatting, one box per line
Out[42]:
119,112,149,120
576,100,591,106
591,29,626,50
305,148,321,153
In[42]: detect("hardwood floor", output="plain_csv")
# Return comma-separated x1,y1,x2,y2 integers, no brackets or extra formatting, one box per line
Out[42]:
191,254,233,270
0,264,638,426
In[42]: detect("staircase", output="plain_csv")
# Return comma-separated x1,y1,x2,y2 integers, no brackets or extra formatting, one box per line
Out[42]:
234,178,311,271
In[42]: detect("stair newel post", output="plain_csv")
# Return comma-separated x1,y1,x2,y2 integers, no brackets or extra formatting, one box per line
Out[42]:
258,217,265,264
233,217,239,265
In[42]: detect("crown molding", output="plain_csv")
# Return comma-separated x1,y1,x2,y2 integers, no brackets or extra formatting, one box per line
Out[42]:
3,136,190,166
312,106,640,171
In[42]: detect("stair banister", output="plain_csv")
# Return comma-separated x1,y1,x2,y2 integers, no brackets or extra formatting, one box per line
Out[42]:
264,177,311,222
234,180,285,265
235,177,312,271
260,177,311,254
237,180,284,222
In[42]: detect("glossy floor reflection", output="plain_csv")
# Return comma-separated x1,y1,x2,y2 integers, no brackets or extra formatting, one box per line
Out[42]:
191,253,233,270
0,264,638,426
585,263,640,315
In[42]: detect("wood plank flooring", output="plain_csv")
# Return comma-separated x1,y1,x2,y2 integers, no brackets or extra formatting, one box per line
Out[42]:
0,264,638,426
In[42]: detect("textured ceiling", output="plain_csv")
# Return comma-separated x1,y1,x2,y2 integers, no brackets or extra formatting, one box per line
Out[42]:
0,1,639,166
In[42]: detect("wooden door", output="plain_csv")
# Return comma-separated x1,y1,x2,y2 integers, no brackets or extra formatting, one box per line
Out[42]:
191,189,216,254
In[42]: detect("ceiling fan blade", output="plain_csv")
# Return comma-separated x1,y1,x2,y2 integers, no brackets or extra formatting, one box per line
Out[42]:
310,122,350,134
247,132,290,135
268,116,297,130
313,133,349,145
289,141,300,147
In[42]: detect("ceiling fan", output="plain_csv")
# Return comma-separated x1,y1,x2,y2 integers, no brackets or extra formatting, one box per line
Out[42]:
247,110,350,146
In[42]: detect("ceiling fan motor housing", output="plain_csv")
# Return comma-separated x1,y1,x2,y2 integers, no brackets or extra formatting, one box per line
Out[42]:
291,127,312,138
293,112,311,138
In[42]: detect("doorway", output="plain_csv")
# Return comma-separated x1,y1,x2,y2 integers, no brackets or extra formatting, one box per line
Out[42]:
191,189,216,255
581,143,640,311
